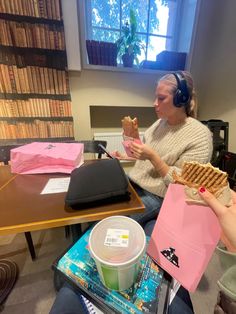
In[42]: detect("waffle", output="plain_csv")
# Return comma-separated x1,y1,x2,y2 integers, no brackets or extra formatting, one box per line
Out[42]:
173,161,232,206
121,116,140,139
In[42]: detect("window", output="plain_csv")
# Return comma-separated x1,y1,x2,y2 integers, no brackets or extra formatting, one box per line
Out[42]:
80,0,198,67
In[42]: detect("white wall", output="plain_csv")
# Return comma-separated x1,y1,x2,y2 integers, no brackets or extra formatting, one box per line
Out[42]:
190,0,236,151
61,0,81,70
178,0,197,52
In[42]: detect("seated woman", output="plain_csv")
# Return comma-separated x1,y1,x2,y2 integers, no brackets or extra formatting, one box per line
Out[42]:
114,71,213,226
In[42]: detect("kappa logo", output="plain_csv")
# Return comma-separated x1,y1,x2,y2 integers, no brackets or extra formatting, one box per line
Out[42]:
45,144,56,150
161,247,179,268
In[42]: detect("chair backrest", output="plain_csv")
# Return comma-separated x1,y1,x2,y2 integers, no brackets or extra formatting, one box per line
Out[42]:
79,140,107,159
201,119,229,164
0,144,21,165
214,150,236,191
0,140,108,165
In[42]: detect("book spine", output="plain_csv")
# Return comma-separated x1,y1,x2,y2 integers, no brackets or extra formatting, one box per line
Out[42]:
0,0,7,13
0,64,11,93
26,66,33,93
17,99,24,117
39,67,46,94
46,0,53,19
23,67,30,93
8,65,17,93
54,0,61,20
50,0,57,20
47,68,54,94
33,0,40,17
0,64,6,93
43,67,50,94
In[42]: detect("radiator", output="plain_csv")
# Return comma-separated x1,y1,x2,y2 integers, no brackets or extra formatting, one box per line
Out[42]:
94,132,144,156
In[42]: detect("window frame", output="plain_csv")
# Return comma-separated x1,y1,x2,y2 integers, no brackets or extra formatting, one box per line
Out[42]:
77,0,201,74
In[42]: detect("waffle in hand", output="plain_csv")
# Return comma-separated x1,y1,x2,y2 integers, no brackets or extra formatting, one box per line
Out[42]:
121,116,140,139
173,161,232,206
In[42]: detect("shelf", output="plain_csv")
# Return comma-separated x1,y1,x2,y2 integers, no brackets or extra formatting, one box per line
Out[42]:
0,60,67,71
0,1,74,145
0,94,71,101
0,13,63,25
82,63,170,75
0,138,75,145
0,117,73,122
0,45,67,70
0,45,66,56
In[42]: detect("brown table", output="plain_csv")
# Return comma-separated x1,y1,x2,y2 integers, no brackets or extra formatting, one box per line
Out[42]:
0,164,145,236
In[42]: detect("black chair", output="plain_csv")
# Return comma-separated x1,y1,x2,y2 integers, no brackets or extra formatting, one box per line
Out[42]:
214,150,236,191
0,140,108,260
201,119,229,164
78,140,107,159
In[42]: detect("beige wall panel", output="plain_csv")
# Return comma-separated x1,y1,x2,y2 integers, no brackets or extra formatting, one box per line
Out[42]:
69,70,162,140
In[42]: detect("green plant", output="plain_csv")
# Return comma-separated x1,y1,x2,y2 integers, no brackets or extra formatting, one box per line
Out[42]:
116,9,145,65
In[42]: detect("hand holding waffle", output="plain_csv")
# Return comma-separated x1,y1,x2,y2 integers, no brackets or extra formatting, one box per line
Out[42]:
121,116,140,140
173,161,232,206
198,187,236,251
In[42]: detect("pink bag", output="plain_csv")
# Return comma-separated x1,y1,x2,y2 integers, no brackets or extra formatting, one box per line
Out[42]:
147,183,221,292
10,142,84,174
122,138,142,157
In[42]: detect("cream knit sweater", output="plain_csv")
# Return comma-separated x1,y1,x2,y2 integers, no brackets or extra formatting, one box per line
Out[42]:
128,117,213,197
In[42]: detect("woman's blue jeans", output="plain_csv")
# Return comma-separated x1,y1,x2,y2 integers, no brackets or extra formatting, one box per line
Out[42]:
50,281,194,314
129,180,163,225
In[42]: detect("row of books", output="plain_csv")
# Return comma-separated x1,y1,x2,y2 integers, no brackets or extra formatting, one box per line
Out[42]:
0,99,72,117
0,63,69,95
0,50,67,69
86,40,118,66
0,19,65,50
0,0,62,21
0,120,74,139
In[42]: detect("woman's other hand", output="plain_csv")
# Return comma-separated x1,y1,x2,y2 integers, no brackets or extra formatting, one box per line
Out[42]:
111,150,135,160
129,141,155,160
198,187,236,252
129,142,169,177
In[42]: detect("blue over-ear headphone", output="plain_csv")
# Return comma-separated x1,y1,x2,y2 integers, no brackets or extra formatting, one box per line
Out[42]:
172,72,190,107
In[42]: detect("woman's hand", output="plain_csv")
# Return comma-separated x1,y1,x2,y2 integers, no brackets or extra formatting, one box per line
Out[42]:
198,187,236,252
129,142,169,176
111,150,136,161
129,141,155,160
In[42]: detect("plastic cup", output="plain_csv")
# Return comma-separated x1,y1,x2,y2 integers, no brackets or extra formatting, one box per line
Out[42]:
89,216,146,291
216,245,236,271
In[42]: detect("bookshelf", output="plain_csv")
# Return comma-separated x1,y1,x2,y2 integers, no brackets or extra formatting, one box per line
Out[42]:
0,0,74,144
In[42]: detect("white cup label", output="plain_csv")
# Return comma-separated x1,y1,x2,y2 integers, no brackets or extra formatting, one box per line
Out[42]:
104,228,129,247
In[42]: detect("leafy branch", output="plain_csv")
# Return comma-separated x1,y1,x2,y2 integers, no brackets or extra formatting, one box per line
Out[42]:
116,9,145,65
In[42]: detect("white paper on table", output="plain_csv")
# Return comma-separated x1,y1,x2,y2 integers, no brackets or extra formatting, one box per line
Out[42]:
40,177,70,194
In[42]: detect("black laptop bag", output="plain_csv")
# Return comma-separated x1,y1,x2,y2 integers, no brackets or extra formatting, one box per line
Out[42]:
65,159,130,209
